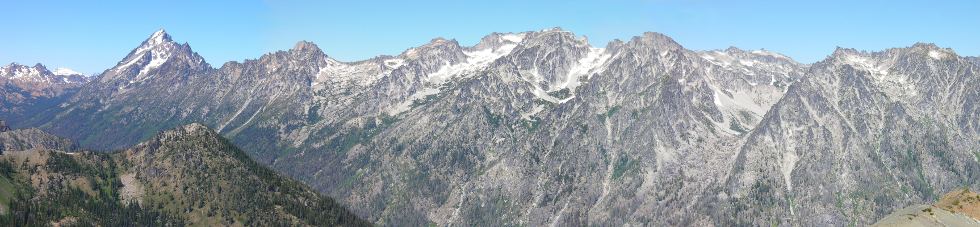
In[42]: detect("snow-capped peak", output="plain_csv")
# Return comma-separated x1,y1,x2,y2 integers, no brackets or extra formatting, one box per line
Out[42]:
147,29,171,46
0,63,49,79
101,29,208,85
53,67,83,76
906,43,956,60
831,48,883,72
130,29,175,56
385,33,530,116
0,63,88,84
750,49,792,60
115,30,178,72
501,33,525,43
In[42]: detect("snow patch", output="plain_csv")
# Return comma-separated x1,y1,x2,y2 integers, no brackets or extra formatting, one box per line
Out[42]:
143,51,169,72
751,49,791,60
426,42,518,85
701,54,716,61
739,59,756,67
700,51,735,67
130,30,169,59
314,58,387,87
6,66,40,79
148,29,168,46
561,47,610,91
839,54,888,76
518,47,610,105
501,33,525,43
53,68,82,76
928,50,947,60
531,85,561,103
115,55,144,71
386,41,521,115
517,71,568,104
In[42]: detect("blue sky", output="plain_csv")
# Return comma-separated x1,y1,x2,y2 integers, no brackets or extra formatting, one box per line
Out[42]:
1,0,978,74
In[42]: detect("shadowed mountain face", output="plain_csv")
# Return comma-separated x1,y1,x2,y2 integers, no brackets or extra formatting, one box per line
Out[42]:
0,122,369,226
5,28,979,225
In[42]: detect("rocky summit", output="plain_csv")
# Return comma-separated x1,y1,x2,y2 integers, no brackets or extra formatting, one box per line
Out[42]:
3,28,979,226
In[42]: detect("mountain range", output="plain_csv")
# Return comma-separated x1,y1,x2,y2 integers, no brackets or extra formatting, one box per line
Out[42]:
0,63,87,124
3,28,979,225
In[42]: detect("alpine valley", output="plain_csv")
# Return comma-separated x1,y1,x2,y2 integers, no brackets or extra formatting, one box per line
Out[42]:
3,28,979,226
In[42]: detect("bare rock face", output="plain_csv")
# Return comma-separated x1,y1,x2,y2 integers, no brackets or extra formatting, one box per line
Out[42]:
714,43,980,226
6,28,979,226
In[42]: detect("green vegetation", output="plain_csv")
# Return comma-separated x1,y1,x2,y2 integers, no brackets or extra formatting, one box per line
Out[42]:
0,161,19,212
606,106,622,117
611,154,638,180
307,103,323,123
730,121,748,134
326,115,398,155
547,88,572,100
522,117,541,132
483,107,504,127
122,124,371,226
0,151,185,226
597,105,622,123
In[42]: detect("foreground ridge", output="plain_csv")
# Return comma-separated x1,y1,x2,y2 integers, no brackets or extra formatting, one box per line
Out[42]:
0,121,370,226
873,189,980,226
